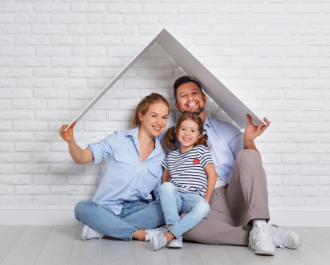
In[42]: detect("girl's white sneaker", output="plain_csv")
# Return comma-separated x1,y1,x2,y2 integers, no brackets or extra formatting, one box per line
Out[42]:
145,227,168,242
153,235,168,251
167,236,183,248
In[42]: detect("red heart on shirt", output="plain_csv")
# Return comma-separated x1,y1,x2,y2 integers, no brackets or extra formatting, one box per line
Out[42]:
193,159,200,165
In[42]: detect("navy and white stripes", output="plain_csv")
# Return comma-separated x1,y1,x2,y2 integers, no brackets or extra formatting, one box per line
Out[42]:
162,145,213,198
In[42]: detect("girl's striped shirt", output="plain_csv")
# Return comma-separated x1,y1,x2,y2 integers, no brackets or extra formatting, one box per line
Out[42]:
162,145,213,198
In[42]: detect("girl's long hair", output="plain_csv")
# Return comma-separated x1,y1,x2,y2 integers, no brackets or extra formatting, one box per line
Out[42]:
132,93,170,128
164,113,208,151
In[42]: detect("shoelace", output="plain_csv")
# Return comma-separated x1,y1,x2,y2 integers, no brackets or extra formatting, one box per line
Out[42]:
155,235,168,250
253,227,273,244
175,237,183,243
145,228,168,242
146,228,168,236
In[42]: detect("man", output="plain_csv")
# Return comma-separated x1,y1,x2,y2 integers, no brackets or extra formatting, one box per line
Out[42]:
170,75,300,255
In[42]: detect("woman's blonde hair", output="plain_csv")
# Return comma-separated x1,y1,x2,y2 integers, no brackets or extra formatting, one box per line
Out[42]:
132,93,170,128
164,112,208,151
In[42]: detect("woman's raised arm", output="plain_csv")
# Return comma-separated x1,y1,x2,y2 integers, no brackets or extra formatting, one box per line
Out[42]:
59,122,94,164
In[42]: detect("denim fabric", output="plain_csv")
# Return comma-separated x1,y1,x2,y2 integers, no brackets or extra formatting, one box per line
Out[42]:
74,200,165,241
159,182,210,239
87,127,165,215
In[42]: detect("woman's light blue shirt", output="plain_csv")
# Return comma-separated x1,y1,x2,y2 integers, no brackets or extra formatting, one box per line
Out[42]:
87,127,165,216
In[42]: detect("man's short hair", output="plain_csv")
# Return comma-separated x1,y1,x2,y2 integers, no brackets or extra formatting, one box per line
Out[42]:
173,75,203,102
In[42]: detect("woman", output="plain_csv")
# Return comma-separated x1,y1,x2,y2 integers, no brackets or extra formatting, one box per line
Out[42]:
59,93,169,241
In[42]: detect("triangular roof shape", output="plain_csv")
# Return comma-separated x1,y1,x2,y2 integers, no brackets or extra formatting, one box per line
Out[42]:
66,28,264,131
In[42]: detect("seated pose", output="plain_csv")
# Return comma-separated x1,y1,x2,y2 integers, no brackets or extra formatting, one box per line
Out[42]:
153,113,217,251
59,93,170,241
166,76,301,255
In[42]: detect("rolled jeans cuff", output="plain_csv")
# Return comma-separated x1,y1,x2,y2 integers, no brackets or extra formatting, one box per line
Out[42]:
168,226,181,239
126,227,138,241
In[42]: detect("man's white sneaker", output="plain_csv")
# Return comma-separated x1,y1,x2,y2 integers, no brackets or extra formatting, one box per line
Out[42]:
248,223,275,256
167,236,183,248
268,225,301,249
145,227,168,242
81,225,104,241
153,235,168,251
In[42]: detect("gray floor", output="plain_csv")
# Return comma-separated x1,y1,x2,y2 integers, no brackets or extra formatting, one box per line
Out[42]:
0,226,330,265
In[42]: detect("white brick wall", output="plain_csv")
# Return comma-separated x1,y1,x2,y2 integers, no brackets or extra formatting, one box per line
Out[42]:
1,1,330,216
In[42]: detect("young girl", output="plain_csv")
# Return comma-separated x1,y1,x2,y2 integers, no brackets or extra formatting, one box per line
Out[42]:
153,113,217,250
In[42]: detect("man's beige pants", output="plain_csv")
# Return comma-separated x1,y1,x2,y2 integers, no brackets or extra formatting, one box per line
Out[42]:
183,149,270,245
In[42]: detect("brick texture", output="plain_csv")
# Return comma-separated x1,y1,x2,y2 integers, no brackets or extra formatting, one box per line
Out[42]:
0,1,328,210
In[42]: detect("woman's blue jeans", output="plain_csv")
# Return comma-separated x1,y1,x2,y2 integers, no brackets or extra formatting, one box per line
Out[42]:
159,182,210,239
74,200,165,241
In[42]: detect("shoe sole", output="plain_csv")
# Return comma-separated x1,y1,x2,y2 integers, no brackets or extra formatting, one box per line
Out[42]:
255,250,275,256
248,244,275,256
167,243,183,248
168,246,182,248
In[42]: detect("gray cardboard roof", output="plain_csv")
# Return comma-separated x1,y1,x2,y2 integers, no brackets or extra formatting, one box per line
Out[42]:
66,28,264,131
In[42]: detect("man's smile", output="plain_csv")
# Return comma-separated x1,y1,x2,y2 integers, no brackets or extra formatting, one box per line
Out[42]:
186,101,199,108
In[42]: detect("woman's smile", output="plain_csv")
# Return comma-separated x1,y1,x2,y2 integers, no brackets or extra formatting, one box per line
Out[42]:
152,125,163,133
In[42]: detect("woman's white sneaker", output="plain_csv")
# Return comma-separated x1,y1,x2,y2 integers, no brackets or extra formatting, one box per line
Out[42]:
268,225,301,249
248,223,275,256
167,236,183,248
145,227,168,242
81,225,104,241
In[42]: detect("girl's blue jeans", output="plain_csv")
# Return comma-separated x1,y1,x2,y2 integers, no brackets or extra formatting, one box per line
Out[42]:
74,200,165,241
159,182,210,239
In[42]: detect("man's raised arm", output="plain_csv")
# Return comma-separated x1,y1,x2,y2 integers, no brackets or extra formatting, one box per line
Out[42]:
243,114,271,157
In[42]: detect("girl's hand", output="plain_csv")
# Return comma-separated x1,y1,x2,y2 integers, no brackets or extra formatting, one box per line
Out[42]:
204,163,217,203
59,122,77,142
162,169,171,184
